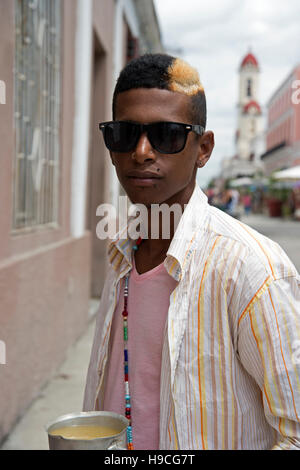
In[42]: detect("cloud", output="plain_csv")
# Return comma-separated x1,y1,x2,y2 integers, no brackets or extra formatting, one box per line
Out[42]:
154,0,300,186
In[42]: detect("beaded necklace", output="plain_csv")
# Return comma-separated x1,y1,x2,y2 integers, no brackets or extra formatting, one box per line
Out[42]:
122,236,143,450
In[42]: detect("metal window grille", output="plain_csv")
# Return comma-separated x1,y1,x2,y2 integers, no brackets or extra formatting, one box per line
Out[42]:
13,0,61,230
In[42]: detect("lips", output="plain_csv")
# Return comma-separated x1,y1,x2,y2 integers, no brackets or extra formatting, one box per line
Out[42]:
126,170,163,179
126,169,163,187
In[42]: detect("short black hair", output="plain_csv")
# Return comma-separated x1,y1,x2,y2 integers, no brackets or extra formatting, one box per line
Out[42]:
112,53,206,128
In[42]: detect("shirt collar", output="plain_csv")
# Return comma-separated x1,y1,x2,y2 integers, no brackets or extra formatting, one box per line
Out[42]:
165,183,209,281
107,183,209,281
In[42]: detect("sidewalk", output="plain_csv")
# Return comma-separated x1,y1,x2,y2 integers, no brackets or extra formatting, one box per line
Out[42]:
240,213,292,228
0,302,98,450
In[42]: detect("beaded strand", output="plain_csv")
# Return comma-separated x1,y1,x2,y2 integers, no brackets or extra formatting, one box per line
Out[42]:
122,236,143,450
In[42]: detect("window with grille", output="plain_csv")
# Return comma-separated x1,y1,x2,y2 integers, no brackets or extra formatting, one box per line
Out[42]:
13,0,61,230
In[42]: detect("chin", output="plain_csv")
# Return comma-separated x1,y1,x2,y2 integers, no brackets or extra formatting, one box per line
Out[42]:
124,188,162,207
129,196,159,208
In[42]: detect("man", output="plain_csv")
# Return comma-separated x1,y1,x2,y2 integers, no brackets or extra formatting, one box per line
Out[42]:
83,53,300,450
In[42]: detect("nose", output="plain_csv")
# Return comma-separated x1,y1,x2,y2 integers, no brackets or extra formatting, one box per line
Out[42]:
132,132,156,164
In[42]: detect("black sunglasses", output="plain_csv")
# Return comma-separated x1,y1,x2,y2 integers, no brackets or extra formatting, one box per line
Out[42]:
99,121,205,154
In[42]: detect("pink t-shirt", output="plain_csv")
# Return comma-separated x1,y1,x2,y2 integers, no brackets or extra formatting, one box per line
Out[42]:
103,255,178,450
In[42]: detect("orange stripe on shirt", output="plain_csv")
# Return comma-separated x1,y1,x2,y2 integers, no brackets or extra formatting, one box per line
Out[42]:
197,235,222,449
238,276,271,327
249,310,274,415
268,290,300,423
238,222,275,277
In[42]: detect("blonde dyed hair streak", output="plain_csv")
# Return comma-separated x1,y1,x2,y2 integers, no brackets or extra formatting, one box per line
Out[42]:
167,58,204,96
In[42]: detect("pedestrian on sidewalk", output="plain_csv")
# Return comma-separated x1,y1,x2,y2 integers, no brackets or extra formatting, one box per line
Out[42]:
242,192,252,215
83,53,300,450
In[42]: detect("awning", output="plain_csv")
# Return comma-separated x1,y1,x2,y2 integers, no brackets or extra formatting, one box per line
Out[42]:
229,177,253,187
273,165,300,180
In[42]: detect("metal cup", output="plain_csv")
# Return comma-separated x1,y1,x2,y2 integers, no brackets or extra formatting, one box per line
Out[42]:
46,411,128,450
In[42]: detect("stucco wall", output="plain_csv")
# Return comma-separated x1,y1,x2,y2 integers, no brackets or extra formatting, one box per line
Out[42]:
0,0,91,442
0,233,91,441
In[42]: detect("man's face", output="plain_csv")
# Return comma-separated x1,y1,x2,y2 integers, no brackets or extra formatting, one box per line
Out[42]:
111,87,213,208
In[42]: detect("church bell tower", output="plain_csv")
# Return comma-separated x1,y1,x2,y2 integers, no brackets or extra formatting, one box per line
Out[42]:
236,51,262,160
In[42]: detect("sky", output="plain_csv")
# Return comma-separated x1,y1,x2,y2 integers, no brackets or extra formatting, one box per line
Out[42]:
153,0,300,187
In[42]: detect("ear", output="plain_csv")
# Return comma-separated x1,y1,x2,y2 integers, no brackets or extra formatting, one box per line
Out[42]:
196,131,214,168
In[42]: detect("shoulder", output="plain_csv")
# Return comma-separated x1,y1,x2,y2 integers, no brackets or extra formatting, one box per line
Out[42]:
190,205,299,330
201,205,298,282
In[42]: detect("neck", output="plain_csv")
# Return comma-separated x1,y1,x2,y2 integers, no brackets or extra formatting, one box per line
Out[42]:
144,181,195,242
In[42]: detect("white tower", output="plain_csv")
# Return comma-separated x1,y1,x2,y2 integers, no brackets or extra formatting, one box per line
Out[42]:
236,51,262,160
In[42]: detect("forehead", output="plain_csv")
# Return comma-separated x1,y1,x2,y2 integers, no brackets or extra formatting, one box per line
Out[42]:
114,88,192,123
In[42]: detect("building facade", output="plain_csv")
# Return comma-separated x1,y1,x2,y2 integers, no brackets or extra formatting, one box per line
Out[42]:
261,64,300,176
0,0,162,444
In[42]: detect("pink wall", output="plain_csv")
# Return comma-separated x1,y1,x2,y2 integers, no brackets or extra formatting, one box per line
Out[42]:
0,0,92,442
0,233,91,440
266,66,300,153
293,67,300,142
266,116,292,149
87,0,116,296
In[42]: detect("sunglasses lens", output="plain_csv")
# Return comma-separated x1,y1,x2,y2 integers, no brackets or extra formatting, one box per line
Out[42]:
104,122,138,152
101,121,188,154
149,123,187,154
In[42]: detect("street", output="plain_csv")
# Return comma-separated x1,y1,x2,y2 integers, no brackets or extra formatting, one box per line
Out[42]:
240,214,300,273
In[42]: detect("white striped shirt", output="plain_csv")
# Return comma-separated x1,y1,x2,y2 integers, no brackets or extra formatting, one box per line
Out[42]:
83,183,300,449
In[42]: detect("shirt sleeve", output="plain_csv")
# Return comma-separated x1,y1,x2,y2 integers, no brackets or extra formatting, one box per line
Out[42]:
237,275,300,450
82,269,116,411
